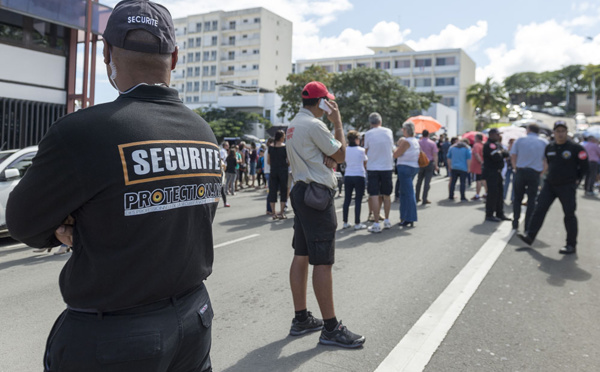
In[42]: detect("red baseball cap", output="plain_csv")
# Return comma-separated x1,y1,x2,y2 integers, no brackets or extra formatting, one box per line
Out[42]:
302,81,335,100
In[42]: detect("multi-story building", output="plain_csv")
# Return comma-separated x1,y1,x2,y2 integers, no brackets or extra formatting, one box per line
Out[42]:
296,44,477,133
171,7,292,123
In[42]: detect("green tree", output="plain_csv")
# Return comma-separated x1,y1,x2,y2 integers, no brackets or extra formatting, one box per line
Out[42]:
195,107,271,142
503,72,541,95
466,77,508,129
275,65,333,121
329,67,432,133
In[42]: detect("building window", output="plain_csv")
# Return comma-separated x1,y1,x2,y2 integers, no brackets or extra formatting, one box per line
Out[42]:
415,58,432,67
186,82,193,92
202,81,208,90
186,96,192,103
0,13,69,55
251,79,258,85
211,21,218,31
254,17,260,23
276,50,278,56
242,65,247,69
252,49,259,54
194,81,200,92
194,67,200,76
229,21,236,30
187,67,193,76
322,65,333,72
252,64,259,70
242,49,247,54
228,66,234,71
242,34,248,38
204,21,210,30
182,41,186,49
203,66,209,75
436,57,456,66
441,97,456,106
228,36,235,45
210,65,216,76
228,51,235,60
210,50,217,60
357,62,370,68
414,78,432,87
338,64,352,72
211,36,217,46
243,19,249,23
394,59,410,68
194,96,199,102
241,80,247,84
209,81,216,91
195,37,201,47
188,38,193,47
400,79,411,87
375,61,390,70
181,56,185,64
187,52,193,61
196,23,202,32
435,77,455,86
195,52,201,62
203,51,209,60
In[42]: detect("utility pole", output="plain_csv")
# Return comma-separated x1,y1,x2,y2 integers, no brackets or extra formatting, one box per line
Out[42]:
592,72,596,117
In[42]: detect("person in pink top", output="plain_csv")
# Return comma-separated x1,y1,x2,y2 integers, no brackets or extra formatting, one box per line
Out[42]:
583,136,600,195
470,134,487,200
415,130,439,204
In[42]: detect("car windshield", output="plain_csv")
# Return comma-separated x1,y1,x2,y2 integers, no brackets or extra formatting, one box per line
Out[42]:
0,151,17,163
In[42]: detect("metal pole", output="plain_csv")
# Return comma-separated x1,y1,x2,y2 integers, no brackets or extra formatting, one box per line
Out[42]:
592,72,596,117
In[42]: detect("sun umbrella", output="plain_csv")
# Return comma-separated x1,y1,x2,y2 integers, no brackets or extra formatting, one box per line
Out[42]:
499,126,527,147
405,115,442,134
461,131,487,145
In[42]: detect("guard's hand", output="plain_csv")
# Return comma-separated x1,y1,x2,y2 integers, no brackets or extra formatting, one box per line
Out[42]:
55,215,75,247
323,155,337,169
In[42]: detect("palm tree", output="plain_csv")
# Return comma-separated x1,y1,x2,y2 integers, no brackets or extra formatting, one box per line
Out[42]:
467,77,509,130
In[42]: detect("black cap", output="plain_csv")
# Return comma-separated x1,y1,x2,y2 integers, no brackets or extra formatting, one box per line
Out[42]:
103,0,176,54
488,128,499,135
554,120,567,129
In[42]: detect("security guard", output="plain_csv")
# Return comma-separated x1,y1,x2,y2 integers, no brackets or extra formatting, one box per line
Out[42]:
483,128,511,222
6,1,220,371
518,120,589,254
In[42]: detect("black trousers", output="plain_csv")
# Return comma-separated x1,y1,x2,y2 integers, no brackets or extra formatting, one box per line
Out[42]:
512,168,540,230
585,161,598,192
44,284,213,372
527,181,578,248
268,168,288,203
484,170,504,217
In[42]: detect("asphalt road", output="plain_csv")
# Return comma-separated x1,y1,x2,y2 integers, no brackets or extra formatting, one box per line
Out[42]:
1,175,598,372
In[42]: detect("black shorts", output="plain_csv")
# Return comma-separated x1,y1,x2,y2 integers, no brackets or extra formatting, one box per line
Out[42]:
475,173,485,181
290,182,337,265
367,170,393,196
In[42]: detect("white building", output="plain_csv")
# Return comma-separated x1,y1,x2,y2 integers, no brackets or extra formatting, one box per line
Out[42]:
296,44,477,133
171,7,292,123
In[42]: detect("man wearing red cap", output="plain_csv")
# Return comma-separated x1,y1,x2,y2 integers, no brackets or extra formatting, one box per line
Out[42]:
285,81,366,348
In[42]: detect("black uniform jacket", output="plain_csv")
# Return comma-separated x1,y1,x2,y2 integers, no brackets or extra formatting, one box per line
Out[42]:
6,86,222,311
544,140,589,185
482,139,507,174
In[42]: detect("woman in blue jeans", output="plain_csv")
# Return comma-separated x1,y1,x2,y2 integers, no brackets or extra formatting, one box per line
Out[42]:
342,130,368,230
393,121,421,226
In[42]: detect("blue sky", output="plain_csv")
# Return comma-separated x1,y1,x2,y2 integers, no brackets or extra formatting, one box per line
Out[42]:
92,0,600,104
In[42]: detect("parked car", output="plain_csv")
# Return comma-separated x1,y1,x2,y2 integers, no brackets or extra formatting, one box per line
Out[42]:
489,112,501,122
507,110,520,121
0,146,38,237
544,107,566,116
521,110,533,119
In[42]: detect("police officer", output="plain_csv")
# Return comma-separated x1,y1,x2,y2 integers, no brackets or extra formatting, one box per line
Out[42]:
7,1,220,371
483,128,512,222
518,120,589,254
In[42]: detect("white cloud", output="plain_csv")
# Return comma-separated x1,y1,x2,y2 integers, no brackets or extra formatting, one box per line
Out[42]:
406,21,488,52
476,19,600,82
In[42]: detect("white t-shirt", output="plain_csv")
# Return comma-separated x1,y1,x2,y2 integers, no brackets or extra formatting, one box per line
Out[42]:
364,126,394,171
344,146,367,177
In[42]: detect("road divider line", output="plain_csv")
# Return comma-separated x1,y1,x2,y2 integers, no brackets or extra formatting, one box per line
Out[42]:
214,234,260,248
374,220,515,372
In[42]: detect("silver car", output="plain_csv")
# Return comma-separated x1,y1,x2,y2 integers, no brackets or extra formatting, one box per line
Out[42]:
0,146,38,237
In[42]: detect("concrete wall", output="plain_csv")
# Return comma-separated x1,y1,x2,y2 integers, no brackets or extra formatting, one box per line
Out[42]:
0,44,66,104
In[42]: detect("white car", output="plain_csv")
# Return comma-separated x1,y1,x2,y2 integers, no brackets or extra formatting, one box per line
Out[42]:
0,146,38,237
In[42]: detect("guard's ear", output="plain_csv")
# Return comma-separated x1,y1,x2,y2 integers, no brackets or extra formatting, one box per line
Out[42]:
171,46,178,70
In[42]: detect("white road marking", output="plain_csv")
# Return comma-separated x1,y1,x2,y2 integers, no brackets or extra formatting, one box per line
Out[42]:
2,242,28,250
374,220,515,372
214,234,260,248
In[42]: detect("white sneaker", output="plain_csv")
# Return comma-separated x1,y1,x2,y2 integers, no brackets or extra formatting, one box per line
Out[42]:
383,219,392,229
354,223,367,230
368,223,382,233
342,222,351,229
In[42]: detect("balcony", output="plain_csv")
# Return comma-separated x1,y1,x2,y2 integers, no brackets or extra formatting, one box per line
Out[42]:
236,22,260,32
236,36,260,47
218,94,266,109
391,68,411,76
434,65,460,73
220,70,234,76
